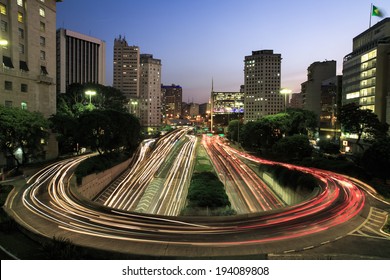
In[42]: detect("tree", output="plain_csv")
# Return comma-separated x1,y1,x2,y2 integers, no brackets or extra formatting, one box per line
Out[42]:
49,114,79,154
57,83,127,117
361,137,390,181
285,108,318,137
272,134,313,161
340,103,388,150
0,106,49,167
227,119,240,142
77,110,140,155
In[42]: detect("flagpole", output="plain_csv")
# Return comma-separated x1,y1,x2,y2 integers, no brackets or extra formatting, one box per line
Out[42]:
369,3,373,28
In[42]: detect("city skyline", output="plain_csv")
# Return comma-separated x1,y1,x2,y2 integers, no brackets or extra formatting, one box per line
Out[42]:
56,0,388,103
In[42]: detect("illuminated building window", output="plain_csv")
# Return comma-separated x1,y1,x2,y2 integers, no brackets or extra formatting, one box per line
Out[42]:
346,92,359,99
0,4,6,15
361,49,377,63
17,0,23,7
18,12,23,23
39,7,45,17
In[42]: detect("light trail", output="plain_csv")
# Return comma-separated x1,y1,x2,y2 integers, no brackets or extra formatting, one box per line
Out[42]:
8,133,367,257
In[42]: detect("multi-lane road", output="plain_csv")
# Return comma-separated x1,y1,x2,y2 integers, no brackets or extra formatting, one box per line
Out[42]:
4,129,390,258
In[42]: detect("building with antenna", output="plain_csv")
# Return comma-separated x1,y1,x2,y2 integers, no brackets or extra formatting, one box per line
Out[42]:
343,18,390,124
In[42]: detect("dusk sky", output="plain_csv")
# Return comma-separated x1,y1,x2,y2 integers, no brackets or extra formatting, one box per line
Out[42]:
56,0,388,103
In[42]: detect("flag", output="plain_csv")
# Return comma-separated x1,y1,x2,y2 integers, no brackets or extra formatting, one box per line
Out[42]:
372,5,383,17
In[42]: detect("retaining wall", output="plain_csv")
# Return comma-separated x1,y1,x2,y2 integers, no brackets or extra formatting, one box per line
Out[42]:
76,157,132,200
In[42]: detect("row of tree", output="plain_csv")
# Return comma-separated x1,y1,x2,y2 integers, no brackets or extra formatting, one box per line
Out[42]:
0,83,141,168
52,83,141,155
227,105,390,180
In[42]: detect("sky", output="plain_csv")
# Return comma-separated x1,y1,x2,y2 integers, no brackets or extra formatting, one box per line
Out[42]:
56,0,388,103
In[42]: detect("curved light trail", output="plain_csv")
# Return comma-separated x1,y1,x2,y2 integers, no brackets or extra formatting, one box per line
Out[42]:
9,132,367,256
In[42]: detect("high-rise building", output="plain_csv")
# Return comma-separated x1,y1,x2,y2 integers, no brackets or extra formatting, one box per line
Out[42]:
343,18,390,123
140,54,162,131
113,36,140,115
162,84,182,119
0,0,61,161
56,28,106,94
289,92,303,109
244,50,283,122
302,60,336,118
319,76,342,141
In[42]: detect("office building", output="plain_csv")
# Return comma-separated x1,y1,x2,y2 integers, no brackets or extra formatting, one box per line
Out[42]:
56,28,106,94
140,54,162,131
244,50,283,122
343,18,390,123
0,0,61,162
162,84,182,119
210,90,244,129
302,60,336,118
289,92,303,109
319,76,342,141
113,36,140,115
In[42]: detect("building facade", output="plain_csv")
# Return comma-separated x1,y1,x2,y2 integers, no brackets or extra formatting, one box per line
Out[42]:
0,0,61,162
56,28,106,94
319,76,342,141
113,36,140,115
289,92,303,109
302,60,336,119
210,91,244,129
140,54,162,132
343,18,390,123
244,50,282,122
162,84,182,120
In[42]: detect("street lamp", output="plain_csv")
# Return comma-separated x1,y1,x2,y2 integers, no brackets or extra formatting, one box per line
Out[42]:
280,88,292,112
85,90,96,107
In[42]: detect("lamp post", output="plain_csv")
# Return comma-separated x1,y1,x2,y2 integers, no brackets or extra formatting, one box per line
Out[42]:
280,88,292,112
85,90,96,108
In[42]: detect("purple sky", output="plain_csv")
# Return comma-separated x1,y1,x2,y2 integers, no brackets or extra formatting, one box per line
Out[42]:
56,0,388,103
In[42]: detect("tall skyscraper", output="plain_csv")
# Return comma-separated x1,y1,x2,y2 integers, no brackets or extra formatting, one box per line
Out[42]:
0,0,61,161
244,50,282,122
162,84,182,119
113,36,140,115
56,28,106,94
343,18,390,123
302,60,336,118
140,54,162,131
113,36,139,97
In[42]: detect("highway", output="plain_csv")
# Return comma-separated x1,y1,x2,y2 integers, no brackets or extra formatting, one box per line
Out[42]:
97,128,194,213
202,135,285,213
3,132,374,257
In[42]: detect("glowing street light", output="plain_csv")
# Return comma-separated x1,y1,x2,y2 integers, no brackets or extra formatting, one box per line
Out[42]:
280,88,292,112
85,90,96,106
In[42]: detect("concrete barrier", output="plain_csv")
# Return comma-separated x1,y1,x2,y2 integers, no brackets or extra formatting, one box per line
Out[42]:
76,157,132,200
